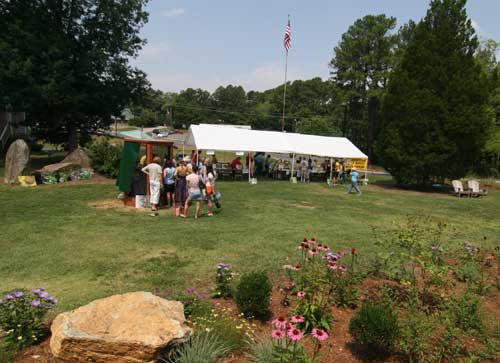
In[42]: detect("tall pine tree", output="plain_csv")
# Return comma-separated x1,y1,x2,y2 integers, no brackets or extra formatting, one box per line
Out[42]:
377,0,491,185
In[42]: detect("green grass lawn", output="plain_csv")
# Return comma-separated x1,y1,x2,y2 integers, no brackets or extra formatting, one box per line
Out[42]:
0,178,499,313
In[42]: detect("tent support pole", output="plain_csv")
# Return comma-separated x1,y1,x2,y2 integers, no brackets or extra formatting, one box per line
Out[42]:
291,153,295,181
329,158,333,184
248,151,251,183
364,159,368,183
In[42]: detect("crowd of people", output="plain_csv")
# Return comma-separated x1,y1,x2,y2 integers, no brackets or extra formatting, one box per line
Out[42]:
132,151,362,215
136,153,220,219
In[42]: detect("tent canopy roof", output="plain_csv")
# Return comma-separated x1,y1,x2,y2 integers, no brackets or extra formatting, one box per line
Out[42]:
186,124,367,159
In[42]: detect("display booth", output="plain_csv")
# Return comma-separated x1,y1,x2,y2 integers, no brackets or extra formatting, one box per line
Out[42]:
116,138,174,206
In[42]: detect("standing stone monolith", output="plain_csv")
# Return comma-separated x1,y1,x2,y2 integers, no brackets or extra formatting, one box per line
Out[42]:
4,139,30,184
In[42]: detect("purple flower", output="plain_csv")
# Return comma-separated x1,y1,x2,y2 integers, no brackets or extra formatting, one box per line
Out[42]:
31,300,41,308
198,293,207,300
187,288,195,294
13,291,24,298
4,294,14,301
32,288,42,295
216,263,230,271
326,252,339,261
47,297,58,304
39,292,49,299
183,300,191,306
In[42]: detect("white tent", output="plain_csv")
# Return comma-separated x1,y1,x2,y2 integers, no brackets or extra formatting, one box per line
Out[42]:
186,124,367,159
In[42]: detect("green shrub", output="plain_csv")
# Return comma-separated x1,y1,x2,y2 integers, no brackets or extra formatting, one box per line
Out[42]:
397,309,434,363
164,332,230,363
349,301,399,354
88,138,122,178
235,271,272,320
447,290,484,332
0,288,57,351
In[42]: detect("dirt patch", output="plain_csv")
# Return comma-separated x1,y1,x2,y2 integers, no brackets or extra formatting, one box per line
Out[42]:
292,202,317,209
87,199,133,211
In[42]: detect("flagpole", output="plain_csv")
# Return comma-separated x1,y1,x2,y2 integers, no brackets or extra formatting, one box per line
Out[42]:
282,50,288,132
282,15,290,132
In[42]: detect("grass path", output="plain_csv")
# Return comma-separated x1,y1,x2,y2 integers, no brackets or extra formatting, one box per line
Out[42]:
1,178,499,312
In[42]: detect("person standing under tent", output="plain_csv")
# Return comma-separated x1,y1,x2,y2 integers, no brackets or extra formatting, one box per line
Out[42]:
203,163,216,217
301,158,308,182
246,153,254,177
174,160,188,217
254,152,265,177
265,155,272,178
332,160,340,185
338,160,345,184
296,158,302,181
181,165,203,219
141,156,163,211
163,160,176,208
346,167,362,196
307,158,313,182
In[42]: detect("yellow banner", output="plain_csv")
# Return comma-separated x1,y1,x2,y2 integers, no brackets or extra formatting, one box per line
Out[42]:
344,158,368,171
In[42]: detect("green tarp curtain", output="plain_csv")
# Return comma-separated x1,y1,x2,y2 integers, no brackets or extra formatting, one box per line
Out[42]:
116,141,140,193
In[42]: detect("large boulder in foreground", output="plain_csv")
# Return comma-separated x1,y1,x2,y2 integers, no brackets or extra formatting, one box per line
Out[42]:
50,292,192,363
4,139,30,184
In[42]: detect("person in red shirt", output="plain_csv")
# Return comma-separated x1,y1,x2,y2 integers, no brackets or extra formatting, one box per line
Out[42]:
230,156,242,170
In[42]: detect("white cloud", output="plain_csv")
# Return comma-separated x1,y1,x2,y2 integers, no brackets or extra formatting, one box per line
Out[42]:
140,62,329,93
162,8,185,17
137,41,174,59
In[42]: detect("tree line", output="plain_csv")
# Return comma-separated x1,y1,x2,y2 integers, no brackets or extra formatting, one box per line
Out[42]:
1,0,499,183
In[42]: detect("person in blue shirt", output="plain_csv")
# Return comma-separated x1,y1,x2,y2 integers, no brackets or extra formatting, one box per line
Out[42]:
347,167,362,195
163,160,176,208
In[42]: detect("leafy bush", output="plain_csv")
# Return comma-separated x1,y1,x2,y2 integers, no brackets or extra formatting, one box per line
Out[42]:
164,332,230,363
447,289,484,332
349,301,399,354
0,288,57,350
213,263,233,298
88,137,122,178
235,271,272,320
397,308,434,363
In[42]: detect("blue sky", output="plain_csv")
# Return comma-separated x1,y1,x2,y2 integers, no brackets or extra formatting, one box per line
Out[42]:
131,0,500,93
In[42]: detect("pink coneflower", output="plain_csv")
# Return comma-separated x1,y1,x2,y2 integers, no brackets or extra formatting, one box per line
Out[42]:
272,330,284,340
272,316,288,329
311,328,329,341
291,315,305,323
284,322,293,330
308,238,317,245
328,263,340,270
297,291,306,298
288,328,304,341
309,248,318,256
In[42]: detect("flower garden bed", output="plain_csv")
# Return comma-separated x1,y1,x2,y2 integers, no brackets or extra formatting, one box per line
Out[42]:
3,218,500,363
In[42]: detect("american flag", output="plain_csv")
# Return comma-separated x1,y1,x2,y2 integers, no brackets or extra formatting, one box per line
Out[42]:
284,19,291,52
